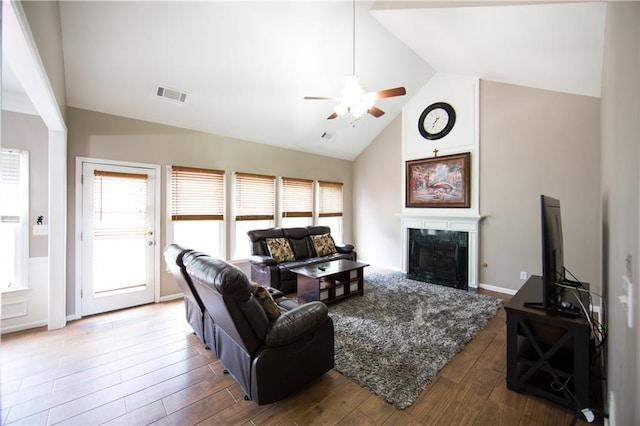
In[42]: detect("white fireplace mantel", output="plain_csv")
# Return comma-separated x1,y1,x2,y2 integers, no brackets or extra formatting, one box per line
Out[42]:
398,213,483,289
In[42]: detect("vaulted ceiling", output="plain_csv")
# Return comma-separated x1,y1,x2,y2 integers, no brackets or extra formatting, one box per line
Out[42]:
3,1,607,160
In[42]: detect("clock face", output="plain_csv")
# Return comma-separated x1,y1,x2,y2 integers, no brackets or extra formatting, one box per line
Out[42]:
423,108,450,134
418,102,456,140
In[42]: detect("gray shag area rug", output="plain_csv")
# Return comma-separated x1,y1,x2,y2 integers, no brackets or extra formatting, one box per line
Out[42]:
328,272,503,409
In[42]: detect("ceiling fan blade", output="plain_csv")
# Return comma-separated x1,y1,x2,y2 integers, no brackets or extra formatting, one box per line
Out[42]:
368,106,385,118
304,96,337,100
327,112,338,120
374,87,407,99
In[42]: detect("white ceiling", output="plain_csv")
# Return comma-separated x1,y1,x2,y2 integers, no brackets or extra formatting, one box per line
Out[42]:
3,1,607,160
371,1,606,98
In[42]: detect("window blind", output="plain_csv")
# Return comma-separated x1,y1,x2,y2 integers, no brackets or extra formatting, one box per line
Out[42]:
235,173,275,221
319,181,343,217
93,170,148,235
282,177,313,218
92,170,148,293
0,150,22,222
171,166,225,221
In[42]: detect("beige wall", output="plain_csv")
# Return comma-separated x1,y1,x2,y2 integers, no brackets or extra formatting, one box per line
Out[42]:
600,3,640,423
354,81,601,295
2,111,49,258
479,80,600,293
353,114,403,269
66,107,353,310
21,0,67,121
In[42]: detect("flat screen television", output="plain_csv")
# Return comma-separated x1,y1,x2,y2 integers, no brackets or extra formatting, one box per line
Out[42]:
525,195,572,313
540,195,566,310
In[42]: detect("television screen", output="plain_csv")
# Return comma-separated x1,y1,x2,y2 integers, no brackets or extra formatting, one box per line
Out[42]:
540,195,566,310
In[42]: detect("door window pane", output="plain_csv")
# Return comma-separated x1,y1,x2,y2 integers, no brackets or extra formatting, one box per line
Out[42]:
93,170,148,294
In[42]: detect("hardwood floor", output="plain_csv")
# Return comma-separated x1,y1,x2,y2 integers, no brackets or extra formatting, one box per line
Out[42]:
1,285,602,425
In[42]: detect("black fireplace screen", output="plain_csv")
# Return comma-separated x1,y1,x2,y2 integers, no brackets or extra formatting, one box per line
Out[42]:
407,228,468,290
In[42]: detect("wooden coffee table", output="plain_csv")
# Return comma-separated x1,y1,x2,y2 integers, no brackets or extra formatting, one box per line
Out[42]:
292,259,369,304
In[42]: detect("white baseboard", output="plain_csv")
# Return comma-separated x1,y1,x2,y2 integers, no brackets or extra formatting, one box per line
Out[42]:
360,261,402,273
478,282,518,295
1,320,48,334
159,293,183,303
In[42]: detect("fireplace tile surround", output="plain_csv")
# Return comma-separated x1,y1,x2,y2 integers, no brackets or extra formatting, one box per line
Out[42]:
399,214,482,290
408,228,469,290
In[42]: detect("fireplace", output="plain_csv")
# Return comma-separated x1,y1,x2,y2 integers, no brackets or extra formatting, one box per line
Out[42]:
408,229,468,290
399,214,481,290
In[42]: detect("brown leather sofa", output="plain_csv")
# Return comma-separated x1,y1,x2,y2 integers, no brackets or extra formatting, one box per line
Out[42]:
164,244,300,356
247,226,356,294
163,244,210,349
183,252,334,404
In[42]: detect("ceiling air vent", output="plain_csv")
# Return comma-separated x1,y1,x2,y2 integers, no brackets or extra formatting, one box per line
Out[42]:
155,85,187,103
321,132,334,141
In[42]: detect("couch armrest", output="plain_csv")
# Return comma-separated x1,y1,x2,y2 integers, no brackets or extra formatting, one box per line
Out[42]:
335,243,354,253
249,255,278,266
264,301,328,347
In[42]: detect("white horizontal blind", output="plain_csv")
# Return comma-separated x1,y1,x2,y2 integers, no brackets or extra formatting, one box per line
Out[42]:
235,173,275,221
92,170,148,293
319,181,343,217
0,149,27,290
171,166,224,221
0,150,22,223
282,177,313,218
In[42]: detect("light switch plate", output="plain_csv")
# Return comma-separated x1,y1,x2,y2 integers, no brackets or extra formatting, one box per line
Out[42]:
33,225,48,236
622,275,633,328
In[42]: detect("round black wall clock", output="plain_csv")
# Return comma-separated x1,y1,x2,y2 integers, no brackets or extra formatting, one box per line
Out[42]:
418,102,456,140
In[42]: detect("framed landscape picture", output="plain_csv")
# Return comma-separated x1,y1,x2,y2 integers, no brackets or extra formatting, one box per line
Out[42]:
406,152,471,208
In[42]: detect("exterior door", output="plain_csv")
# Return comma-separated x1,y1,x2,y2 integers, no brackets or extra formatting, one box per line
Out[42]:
81,161,157,315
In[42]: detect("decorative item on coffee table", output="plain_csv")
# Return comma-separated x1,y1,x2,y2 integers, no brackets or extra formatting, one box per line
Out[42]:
292,259,369,304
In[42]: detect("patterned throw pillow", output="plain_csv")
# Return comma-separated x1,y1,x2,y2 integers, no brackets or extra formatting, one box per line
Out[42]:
266,238,295,263
250,282,281,321
310,233,337,257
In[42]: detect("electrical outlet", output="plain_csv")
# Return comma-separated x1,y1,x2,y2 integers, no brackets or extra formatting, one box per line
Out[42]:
520,271,527,280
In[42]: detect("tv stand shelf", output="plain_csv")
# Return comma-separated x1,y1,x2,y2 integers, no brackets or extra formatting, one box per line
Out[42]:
505,275,593,409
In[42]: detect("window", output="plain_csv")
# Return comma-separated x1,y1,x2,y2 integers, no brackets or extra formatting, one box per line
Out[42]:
0,149,29,291
281,177,313,228
234,172,275,259
318,180,343,243
93,170,148,293
170,166,225,258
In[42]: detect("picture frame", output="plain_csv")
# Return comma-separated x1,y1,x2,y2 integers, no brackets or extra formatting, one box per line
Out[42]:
406,152,471,208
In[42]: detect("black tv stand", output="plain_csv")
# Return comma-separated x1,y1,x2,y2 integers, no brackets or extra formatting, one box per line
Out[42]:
506,276,594,408
523,301,582,318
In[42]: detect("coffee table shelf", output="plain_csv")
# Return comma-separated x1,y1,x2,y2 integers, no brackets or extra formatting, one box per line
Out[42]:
292,259,369,304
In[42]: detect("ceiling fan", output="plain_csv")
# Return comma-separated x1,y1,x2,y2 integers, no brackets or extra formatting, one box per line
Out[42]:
304,0,406,122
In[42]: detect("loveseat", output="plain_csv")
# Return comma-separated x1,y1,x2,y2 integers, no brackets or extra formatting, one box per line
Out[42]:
184,252,334,404
164,244,301,355
247,225,357,294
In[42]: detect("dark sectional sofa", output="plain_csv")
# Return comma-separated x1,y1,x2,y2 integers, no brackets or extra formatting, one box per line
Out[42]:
163,244,334,405
247,225,357,294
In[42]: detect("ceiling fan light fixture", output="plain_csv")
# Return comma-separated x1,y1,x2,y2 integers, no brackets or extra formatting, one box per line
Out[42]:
303,0,405,122
340,75,365,103
334,103,348,117
351,104,367,119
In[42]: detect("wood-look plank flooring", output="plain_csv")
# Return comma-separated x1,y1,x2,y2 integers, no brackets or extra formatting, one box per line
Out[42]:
0,283,603,425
